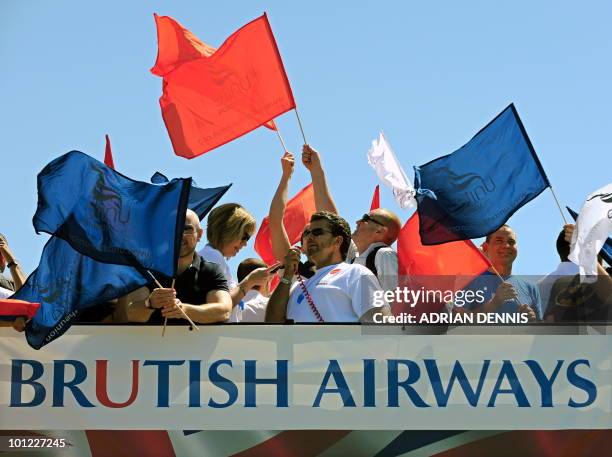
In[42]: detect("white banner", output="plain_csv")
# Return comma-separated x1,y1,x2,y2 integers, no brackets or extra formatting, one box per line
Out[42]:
0,326,610,430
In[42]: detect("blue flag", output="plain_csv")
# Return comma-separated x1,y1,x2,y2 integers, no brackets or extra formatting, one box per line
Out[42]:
414,104,550,245
34,151,191,277
567,206,612,266
151,172,232,220
12,237,148,349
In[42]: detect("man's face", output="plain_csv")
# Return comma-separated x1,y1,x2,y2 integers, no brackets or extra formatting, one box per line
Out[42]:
180,213,202,258
352,210,386,247
302,219,340,266
483,226,518,267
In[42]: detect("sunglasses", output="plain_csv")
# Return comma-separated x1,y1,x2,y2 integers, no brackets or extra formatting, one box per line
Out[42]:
301,227,333,238
241,233,252,242
360,213,385,226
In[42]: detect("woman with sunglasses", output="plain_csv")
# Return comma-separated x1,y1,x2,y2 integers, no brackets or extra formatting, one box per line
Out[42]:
199,203,272,307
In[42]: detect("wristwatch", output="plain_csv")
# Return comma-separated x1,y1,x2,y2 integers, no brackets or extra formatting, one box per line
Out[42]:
279,277,291,285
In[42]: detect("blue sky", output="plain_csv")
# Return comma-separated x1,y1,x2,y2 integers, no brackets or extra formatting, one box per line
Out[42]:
1,1,610,276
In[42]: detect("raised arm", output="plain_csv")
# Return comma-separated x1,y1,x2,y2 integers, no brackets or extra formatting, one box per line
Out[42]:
0,237,26,290
302,144,338,214
265,248,300,323
269,152,294,261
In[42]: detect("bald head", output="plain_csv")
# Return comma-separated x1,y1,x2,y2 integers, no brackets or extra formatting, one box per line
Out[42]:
186,209,201,229
352,208,402,252
180,209,203,257
371,208,402,244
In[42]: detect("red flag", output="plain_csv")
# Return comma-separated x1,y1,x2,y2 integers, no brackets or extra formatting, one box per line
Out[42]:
150,14,216,75
396,212,490,315
255,184,316,266
370,185,380,210
104,134,115,169
151,14,295,158
0,299,40,320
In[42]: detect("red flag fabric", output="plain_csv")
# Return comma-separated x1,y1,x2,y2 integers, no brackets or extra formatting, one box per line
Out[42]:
255,183,316,266
0,299,40,320
151,13,295,158
396,212,490,315
150,14,216,76
370,185,380,210
104,134,115,169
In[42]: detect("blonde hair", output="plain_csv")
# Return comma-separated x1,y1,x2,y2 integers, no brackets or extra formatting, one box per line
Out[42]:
206,203,256,250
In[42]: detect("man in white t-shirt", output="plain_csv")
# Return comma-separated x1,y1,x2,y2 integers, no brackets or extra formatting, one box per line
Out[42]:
300,145,401,293
265,211,391,323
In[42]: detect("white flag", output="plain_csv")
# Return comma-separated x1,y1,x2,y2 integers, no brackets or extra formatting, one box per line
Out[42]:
569,182,612,281
366,132,416,210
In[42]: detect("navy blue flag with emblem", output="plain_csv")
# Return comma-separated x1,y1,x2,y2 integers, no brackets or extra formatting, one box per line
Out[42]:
12,237,149,349
567,206,612,266
151,172,232,220
33,151,191,277
414,104,550,245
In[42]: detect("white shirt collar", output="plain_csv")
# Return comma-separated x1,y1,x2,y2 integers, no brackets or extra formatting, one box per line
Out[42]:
356,241,388,258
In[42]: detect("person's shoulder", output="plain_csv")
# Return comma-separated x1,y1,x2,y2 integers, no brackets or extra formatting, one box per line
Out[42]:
536,273,551,287
0,286,12,299
342,262,377,278
199,244,224,264
199,258,227,277
374,245,397,259
510,275,537,289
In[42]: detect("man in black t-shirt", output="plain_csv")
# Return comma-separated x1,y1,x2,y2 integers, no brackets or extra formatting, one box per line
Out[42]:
124,210,232,324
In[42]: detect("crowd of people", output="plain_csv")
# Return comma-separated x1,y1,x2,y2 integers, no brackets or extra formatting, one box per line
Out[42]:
1,146,611,331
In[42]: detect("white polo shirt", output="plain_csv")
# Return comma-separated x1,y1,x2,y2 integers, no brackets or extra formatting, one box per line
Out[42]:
286,262,386,322
198,243,237,288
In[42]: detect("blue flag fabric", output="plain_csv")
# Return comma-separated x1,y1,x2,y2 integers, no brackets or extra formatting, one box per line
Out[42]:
12,237,149,349
34,151,191,277
567,206,612,266
414,104,550,245
151,172,232,220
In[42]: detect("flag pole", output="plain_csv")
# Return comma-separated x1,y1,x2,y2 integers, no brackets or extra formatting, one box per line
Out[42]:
294,108,308,144
161,277,175,338
548,186,568,225
146,270,199,330
275,127,288,152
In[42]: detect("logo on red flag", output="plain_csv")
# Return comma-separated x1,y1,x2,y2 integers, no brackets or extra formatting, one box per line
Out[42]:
151,14,295,158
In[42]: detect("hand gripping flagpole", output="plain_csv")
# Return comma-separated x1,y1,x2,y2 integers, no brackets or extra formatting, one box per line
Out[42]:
161,278,175,337
146,270,199,331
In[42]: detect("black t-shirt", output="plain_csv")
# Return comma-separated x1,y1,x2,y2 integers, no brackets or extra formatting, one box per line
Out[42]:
147,253,229,324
